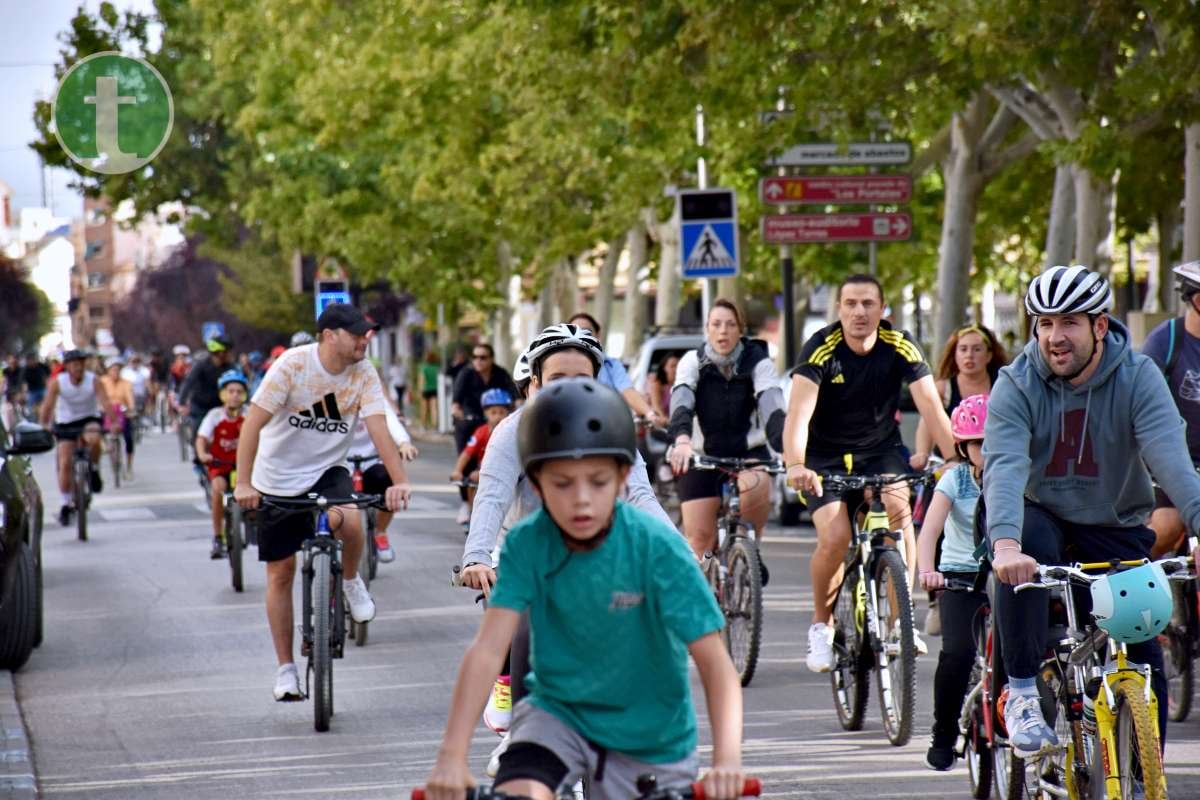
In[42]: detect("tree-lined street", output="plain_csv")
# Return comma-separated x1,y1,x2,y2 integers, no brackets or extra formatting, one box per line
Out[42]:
14,429,1200,798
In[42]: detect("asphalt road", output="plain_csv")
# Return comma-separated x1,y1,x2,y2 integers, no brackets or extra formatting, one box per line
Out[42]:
14,426,1200,798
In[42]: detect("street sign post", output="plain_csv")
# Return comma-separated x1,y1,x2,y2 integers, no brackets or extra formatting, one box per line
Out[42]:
314,279,351,318
760,175,912,205
766,141,912,167
678,188,739,279
201,321,225,342
761,212,912,244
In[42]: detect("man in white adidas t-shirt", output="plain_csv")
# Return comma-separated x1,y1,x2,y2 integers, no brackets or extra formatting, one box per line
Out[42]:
235,303,412,701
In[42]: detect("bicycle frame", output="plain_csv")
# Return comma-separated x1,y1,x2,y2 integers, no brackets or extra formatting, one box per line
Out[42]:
300,510,347,663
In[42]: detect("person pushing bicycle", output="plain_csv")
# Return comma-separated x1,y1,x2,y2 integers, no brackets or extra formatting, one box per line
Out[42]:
982,264,1200,758
425,377,744,800
234,303,411,702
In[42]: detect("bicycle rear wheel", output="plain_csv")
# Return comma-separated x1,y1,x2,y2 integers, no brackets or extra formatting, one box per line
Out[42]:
366,508,379,582
723,535,763,687
311,550,334,732
74,458,89,542
227,503,244,593
965,672,994,799
830,566,869,730
873,548,916,746
1106,678,1166,800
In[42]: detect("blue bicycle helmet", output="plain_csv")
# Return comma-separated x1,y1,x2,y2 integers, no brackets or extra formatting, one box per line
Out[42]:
481,388,513,409
1089,561,1174,645
218,369,248,391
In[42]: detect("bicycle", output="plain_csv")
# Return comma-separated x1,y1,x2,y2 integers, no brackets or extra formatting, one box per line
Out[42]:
1011,556,1195,800
348,453,381,645
1159,534,1199,722
689,454,784,688
103,406,125,489
259,491,381,732
817,469,934,747
635,417,679,524
412,773,762,800
209,458,250,592
176,411,193,462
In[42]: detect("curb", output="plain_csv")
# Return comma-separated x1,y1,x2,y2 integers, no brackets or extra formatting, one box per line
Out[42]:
0,672,36,799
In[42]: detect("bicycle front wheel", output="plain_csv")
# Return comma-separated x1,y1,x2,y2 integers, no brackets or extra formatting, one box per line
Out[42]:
873,548,916,746
965,678,994,799
108,437,121,488
830,566,870,730
311,551,334,732
1106,678,1167,800
723,535,763,687
227,504,244,593
1162,625,1194,723
74,458,89,542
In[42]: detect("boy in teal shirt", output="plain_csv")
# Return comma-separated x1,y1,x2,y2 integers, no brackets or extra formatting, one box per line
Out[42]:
426,378,745,800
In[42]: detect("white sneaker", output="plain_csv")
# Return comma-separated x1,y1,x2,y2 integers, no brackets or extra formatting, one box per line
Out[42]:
343,575,376,623
913,629,929,656
456,502,471,525
273,663,303,701
483,675,512,733
806,622,835,673
486,731,510,778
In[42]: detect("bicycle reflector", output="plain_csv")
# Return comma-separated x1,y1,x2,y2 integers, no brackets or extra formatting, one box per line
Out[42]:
1089,562,1174,644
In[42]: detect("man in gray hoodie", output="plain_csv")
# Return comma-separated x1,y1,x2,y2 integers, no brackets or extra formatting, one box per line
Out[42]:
983,265,1200,758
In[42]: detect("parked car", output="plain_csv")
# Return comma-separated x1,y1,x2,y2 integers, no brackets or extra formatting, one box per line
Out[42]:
0,417,56,670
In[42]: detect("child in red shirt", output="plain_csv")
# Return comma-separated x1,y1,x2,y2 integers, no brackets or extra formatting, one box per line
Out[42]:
450,389,512,519
196,370,247,559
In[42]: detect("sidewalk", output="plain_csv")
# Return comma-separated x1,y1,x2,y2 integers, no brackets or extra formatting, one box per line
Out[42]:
0,672,36,799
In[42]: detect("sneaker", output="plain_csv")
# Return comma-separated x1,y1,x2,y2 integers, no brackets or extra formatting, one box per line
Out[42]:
925,744,956,771
483,675,512,733
343,575,376,623
924,597,942,636
273,663,303,701
89,467,102,493
456,502,471,526
806,621,835,673
1004,693,1059,758
486,732,510,778
58,505,72,527
913,629,929,656
375,532,395,563
210,538,227,560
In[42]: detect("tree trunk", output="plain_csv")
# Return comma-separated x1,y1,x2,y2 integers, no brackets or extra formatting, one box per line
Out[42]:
1072,166,1107,270
934,164,981,353
1185,123,1200,263
655,206,682,327
1044,165,1076,269
1157,205,1182,314
553,257,577,322
593,238,621,341
624,223,649,355
491,240,515,365
1093,170,1118,279
537,274,555,329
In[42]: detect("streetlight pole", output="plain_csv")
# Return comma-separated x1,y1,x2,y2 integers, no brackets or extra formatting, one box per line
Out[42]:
697,104,714,319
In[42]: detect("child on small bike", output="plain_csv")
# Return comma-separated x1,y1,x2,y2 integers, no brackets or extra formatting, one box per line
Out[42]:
426,378,745,800
917,393,989,771
451,388,513,518
196,370,247,559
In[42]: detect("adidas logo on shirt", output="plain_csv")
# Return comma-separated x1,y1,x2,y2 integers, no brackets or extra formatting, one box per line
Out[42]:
831,373,845,384
288,392,351,434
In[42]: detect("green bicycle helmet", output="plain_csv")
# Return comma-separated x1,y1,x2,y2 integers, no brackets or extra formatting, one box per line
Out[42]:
1089,561,1174,645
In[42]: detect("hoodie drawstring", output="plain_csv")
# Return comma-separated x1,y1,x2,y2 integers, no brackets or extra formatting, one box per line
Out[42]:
1078,387,1092,465
1057,380,1093,464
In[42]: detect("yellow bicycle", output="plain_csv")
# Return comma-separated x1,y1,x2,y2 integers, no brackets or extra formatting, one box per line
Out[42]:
1013,556,1194,800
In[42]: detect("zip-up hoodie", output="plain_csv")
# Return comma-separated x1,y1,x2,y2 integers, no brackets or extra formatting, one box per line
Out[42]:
983,316,1200,544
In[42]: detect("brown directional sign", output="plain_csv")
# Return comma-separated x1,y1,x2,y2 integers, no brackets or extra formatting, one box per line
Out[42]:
762,213,912,244
759,175,912,205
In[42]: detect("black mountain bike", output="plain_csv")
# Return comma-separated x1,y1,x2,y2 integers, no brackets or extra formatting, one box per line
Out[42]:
66,431,98,542
690,454,784,687
260,491,381,732
818,470,933,746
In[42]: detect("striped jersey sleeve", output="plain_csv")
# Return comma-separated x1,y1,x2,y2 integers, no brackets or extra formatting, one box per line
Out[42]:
790,326,843,384
877,327,931,382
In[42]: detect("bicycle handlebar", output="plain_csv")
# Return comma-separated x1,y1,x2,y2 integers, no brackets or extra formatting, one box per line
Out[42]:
689,454,784,474
814,470,934,494
1013,556,1195,594
346,453,379,466
411,778,761,800
259,492,384,511
450,477,479,489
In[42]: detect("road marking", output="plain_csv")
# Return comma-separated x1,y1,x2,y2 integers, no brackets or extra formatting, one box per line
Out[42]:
96,507,157,521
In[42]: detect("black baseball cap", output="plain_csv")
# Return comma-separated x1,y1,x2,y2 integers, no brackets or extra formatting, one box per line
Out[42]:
316,303,380,336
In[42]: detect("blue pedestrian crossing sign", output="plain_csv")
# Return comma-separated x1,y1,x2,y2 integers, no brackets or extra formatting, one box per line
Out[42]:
679,188,738,279
315,279,351,319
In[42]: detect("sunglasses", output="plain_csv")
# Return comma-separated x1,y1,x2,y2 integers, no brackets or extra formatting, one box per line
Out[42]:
472,354,491,361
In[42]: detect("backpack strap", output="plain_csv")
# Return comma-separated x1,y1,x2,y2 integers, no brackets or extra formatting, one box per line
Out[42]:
1164,316,1186,380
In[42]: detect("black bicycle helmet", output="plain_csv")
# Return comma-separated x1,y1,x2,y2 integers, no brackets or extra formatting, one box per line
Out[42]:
62,349,88,363
519,377,636,472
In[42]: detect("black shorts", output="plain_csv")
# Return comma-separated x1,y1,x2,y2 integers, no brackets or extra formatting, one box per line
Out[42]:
677,446,772,503
802,446,910,512
256,466,354,563
421,389,437,400
53,416,102,442
361,462,391,496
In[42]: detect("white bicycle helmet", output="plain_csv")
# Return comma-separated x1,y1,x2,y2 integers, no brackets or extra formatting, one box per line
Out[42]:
1173,260,1200,296
290,331,315,347
524,323,604,376
512,349,531,384
172,344,190,356
1024,265,1112,317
